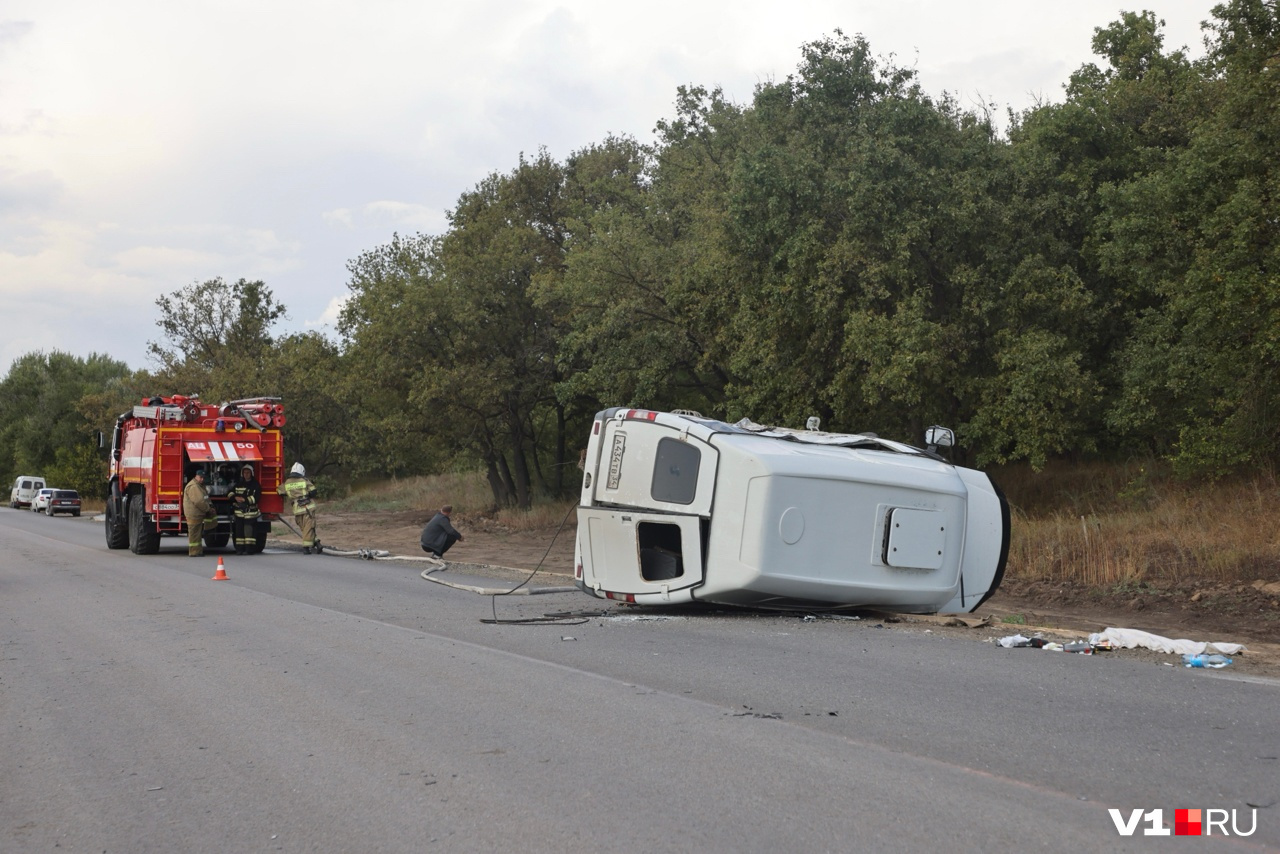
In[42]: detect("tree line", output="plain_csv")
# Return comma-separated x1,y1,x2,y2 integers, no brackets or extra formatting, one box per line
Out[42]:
3,4,1277,505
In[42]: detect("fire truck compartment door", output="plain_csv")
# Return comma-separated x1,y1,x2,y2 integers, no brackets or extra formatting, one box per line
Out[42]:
185,441,264,462
580,509,704,595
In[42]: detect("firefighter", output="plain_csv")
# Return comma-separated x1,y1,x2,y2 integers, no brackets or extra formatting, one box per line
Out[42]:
230,463,262,555
278,462,320,554
182,469,217,557
420,505,464,558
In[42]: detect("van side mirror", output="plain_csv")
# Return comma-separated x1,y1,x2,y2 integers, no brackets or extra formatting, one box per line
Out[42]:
925,426,954,452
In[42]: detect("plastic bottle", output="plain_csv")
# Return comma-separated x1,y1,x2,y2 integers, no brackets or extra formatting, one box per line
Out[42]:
1182,653,1232,668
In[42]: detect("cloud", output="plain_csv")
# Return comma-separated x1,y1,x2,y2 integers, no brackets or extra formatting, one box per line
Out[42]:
323,201,445,234
309,293,350,330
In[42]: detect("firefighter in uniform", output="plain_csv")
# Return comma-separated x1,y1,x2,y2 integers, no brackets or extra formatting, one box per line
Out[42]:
183,469,217,557
231,463,262,555
278,462,320,554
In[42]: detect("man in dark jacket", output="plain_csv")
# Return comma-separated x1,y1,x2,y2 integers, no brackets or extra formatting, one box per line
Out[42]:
420,505,464,558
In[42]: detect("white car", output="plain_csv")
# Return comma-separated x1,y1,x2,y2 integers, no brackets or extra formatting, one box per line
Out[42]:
30,488,56,513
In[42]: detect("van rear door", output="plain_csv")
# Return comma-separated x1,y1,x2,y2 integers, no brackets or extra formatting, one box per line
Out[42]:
578,508,705,597
592,415,717,517
578,413,716,597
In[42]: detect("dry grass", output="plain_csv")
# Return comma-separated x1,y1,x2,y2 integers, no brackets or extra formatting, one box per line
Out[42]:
323,461,1280,592
327,471,576,532
995,461,1280,589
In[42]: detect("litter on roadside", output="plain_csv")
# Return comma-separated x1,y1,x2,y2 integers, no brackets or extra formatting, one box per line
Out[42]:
996,634,1096,653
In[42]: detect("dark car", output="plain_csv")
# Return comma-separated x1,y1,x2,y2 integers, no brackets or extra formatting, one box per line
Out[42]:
45,489,81,517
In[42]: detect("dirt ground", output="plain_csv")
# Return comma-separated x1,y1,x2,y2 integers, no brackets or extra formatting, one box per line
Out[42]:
287,507,1280,678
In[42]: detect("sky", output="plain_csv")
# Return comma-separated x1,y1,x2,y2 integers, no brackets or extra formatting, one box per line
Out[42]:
0,1,1221,376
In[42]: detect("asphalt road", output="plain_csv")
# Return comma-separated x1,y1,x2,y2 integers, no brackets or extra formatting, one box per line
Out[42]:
2,508,1277,852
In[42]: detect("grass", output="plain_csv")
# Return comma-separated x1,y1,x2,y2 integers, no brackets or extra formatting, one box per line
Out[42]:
325,471,577,532
993,460,1280,589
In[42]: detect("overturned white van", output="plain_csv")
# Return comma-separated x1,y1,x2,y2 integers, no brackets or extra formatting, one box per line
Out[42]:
573,409,1009,613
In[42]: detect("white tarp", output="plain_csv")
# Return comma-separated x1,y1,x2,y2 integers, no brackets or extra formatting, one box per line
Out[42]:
1087,627,1246,656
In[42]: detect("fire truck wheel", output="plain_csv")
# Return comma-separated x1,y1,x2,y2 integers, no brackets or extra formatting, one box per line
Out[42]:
204,531,230,550
105,500,129,549
128,495,160,555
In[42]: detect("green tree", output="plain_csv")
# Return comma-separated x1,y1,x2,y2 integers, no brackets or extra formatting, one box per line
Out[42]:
0,351,131,487
538,130,737,417
46,442,108,498
339,232,450,479
148,277,288,398
1099,1,1279,475
432,150,572,506
715,33,1008,450
266,332,348,476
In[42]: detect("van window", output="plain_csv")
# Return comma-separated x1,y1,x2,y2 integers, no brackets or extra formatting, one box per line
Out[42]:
650,438,700,505
21,480,32,489
638,521,684,580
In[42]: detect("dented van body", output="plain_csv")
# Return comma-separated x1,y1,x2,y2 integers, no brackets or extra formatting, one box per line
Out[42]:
573,408,1009,613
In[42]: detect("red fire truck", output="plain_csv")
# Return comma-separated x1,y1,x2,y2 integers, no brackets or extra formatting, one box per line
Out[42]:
105,395,287,554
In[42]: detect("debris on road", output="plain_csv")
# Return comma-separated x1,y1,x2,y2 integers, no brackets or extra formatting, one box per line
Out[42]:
1087,627,1247,656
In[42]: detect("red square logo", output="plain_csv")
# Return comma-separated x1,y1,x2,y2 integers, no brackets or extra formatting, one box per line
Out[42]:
1175,809,1202,836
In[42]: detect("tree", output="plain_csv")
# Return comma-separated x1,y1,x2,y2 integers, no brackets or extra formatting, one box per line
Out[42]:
46,442,108,498
148,277,288,398
339,232,451,479
1099,1,1279,475
538,130,736,417
266,332,348,477
0,351,131,487
432,150,572,507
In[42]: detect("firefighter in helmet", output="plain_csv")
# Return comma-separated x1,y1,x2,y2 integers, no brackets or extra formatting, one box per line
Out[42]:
230,463,262,554
182,469,218,557
278,462,320,554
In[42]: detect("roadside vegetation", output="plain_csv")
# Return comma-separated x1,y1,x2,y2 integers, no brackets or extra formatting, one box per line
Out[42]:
3,4,1280,601
999,462,1280,591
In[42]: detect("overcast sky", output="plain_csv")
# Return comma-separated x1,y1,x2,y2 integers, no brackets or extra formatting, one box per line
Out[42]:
0,1,1219,376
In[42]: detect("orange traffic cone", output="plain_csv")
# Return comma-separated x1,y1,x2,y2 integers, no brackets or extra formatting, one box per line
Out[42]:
212,556,228,581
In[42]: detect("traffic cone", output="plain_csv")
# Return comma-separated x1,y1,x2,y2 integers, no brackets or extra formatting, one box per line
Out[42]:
212,556,228,581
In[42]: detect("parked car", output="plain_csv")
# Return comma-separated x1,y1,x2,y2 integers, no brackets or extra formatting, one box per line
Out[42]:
9,475,46,508
44,489,82,517
30,488,56,513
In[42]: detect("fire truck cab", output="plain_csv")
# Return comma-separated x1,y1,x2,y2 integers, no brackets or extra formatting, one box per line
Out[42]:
105,395,287,554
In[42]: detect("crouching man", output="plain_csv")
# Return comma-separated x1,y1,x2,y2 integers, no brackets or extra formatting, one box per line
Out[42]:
420,505,464,558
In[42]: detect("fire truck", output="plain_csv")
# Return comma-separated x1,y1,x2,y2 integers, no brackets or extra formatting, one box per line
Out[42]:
105,394,287,554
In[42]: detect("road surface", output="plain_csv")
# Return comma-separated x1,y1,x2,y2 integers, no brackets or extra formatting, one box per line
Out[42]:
1,508,1276,852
